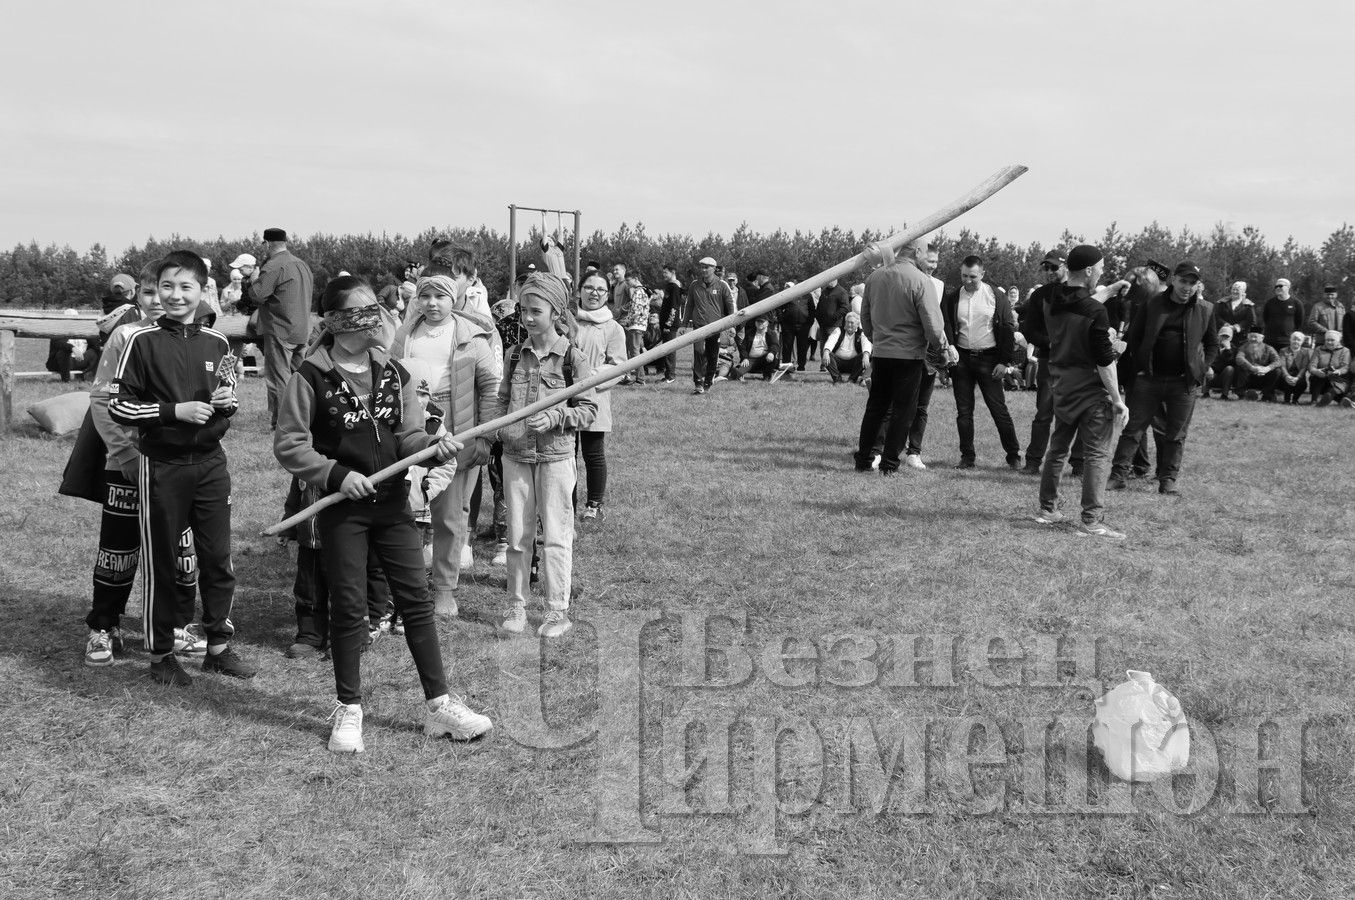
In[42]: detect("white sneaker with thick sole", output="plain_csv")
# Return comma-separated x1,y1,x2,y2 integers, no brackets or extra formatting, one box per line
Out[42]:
904,454,927,471
539,609,573,638
424,696,493,741
174,625,207,655
328,702,365,753
499,604,527,636
85,629,115,667
460,544,473,570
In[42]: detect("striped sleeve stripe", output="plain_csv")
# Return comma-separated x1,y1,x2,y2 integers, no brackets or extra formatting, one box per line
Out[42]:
113,323,160,380
109,400,162,421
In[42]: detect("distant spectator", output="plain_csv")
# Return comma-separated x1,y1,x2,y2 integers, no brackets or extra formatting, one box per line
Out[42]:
1308,330,1351,406
379,260,420,310
1234,326,1281,401
201,258,222,318
814,278,851,370
609,263,628,310
778,280,815,374
249,227,314,430
1278,330,1311,404
824,311,871,384
683,256,736,394
658,264,684,384
736,317,784,380
745,271,775,328
102,274,137,315
1305,285,1346,338
618,273,650,385
1215,281,1257,338
725,271,750,321
428,243,490,321
1262,278,1304,351
221,269,245,314
849,283,864,317
1205,325,1239,399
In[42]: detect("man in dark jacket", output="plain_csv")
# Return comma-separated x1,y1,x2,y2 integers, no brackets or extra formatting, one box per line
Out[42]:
814,278,851,369
1018,250,1071,474
778,279,815,372
658,264,685,383
1261,278,1304,351
683,256,735,394
250,227,314,429
941,255,1022,469
1108,261,1219,495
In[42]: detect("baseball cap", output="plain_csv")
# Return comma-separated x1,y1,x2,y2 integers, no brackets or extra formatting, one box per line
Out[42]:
1174,261,1201,279
1145,259,1172,282
109,273,136,293
229,253,257,269
698,256,718,267
1275,277,1291,288
1040,250,1066,267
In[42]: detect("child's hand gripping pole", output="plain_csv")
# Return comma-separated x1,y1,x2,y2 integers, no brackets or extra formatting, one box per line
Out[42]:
263,164,1029,537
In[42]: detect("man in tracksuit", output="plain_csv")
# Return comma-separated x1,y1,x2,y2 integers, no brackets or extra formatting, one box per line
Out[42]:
110,250,255,686
1108,261,1219,496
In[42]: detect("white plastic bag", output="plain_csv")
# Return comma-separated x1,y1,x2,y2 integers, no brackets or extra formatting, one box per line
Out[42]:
1092,670,1190,782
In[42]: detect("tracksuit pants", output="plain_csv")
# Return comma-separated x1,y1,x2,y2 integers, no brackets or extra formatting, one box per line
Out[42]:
317,490,447,706
87,468,196,632
138,454,235,656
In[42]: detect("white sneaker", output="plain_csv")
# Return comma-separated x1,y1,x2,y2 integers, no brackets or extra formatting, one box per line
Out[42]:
539,609,573,638
904,454,927,470
870,454,881,470
1033,508,1068,526
769,363,795,384
460,544,473,569
491,542,507,566
84,629,114,667
328,702,365,753
499,604,527,636
174,625,207,655
434,590,458,618
424,696,493,741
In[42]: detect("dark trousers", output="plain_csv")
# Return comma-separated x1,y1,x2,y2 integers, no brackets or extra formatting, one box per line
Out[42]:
1040,400,1114,524
262,333,303,429
87,469,196,632
1207,359,1236,397
781,319,813,370
483,441,507,542
662,329,679,380
905,369,937,457
138,454,235,655
292,545,393,649
951,348,1021,463
1309,374,1348,402
1281,375,1308,403
1111,375,1196,482
825,352,864,383
1026,357,1084,468
575,431,608,506
317,492,447,706
856,357,926,472
691,335,720,387
1236,368,1280,399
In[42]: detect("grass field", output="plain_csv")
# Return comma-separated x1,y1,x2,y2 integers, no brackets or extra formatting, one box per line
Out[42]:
2,335,1352,899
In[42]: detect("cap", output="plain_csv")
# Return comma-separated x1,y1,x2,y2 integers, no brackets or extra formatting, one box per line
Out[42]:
1065,245,1103,271
1275,277,1291,287
1040,250,1066,266
698,256,718,267
1145,259,1172,282
1248,324,1265,335
1324,284,1338,293
109,273,136,293
1174,261,1201,279
229,253,257,269
262,227,287,242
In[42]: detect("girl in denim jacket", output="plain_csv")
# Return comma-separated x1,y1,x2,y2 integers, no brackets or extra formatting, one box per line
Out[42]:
492,274,597,637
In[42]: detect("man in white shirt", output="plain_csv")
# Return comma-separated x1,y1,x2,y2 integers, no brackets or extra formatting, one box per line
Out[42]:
940,254,1022,469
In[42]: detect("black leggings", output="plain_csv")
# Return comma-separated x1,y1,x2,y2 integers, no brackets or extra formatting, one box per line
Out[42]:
576,431,607,506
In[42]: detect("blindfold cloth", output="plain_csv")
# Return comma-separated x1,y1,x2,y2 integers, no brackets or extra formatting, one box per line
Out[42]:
324,304,383,335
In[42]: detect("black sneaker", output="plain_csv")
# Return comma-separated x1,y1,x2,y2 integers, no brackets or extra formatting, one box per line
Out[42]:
954,459,975,470
149,654,192,687
1020,464,1041,476
201,646,257,679
1159,479,1180,496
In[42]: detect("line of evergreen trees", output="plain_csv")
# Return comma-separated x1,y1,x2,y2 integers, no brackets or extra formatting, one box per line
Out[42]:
2,220,1352,308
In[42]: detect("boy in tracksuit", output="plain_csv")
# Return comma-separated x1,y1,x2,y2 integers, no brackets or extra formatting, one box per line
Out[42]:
110,250,255,686
79,263,204,666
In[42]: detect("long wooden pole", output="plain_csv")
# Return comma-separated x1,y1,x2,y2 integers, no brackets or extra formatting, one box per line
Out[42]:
265,164,1027,536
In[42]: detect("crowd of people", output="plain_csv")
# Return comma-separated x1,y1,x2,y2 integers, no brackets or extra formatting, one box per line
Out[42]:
59,226,1353,753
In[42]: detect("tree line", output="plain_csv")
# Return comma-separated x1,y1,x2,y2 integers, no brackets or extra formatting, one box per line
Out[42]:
2,220,1353,308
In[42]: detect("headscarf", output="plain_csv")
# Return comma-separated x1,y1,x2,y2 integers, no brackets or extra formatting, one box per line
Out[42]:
518,272,569,316
416,274,458,301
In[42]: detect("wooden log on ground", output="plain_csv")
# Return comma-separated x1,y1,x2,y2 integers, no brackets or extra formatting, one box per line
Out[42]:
0,313,253,341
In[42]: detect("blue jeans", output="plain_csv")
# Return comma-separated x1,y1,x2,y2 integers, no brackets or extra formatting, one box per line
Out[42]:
1040,400,1114,524
1112,375,1197,482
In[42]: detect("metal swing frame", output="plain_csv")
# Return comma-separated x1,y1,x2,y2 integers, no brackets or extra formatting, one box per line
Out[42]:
507,204,581,287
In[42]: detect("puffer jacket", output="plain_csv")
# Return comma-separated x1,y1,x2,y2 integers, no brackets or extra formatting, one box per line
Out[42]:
492,335,597,464
574,307,627,432
392,310,501,467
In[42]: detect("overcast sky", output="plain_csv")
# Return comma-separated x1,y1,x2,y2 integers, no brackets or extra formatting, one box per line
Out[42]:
3,0,1351,255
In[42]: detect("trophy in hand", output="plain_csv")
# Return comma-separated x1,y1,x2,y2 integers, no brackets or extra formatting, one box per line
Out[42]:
217,351,241,390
